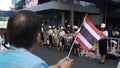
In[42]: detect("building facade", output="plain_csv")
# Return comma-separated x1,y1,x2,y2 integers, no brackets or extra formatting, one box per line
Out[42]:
17,0,120,27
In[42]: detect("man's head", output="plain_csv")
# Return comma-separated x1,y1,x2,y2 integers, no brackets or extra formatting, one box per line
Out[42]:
7,10,41,50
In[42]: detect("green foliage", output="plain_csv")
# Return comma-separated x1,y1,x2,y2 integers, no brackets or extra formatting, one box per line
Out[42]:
0,17,9,21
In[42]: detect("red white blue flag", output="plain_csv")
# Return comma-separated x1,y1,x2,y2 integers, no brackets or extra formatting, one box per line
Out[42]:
25,0,38,8
75,14,103,51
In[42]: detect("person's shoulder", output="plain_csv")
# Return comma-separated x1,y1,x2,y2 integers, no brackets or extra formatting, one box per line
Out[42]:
24,50,49,68
0,48,49,68
2,48,44,62
15,48,45,62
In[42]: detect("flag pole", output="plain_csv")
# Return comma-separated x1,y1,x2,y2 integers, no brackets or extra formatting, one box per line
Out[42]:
67,34,78,57
67,14,87,57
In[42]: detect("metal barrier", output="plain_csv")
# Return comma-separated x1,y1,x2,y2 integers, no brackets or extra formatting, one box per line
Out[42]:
107,37,120,54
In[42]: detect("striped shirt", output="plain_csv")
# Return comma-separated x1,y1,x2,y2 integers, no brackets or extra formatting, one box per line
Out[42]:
0,47,48,68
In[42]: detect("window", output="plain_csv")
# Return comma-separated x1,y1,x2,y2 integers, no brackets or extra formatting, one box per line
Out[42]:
74,0,96,8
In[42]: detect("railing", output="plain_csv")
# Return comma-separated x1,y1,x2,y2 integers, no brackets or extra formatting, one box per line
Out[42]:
107,37,120,55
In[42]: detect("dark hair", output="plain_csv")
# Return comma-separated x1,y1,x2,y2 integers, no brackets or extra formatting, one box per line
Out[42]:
7,10,41,49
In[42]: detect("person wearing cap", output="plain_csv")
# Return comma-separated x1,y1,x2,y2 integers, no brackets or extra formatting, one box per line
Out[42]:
67,25,72,33
0,10,73,68
47,26,53,48
58,26,65,51
98,23,108,64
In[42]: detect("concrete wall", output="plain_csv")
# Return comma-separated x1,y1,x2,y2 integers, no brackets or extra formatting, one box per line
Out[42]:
75,5,99,14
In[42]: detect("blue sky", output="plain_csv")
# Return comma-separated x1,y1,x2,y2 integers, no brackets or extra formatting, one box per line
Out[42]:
0,0,12,11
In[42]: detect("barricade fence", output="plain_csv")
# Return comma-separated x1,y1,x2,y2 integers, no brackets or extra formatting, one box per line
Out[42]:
79,37,120,59
107,37,120,55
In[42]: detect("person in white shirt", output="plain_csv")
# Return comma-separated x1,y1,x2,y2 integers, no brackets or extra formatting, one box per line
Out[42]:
59,27,65,37
47,26,53,48
0,10,74,68
98,23,108,64
0,26,10,52
58,27,65,51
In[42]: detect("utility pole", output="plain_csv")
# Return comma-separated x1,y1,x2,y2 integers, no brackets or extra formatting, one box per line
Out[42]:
104,5,107,24
70,0,74,26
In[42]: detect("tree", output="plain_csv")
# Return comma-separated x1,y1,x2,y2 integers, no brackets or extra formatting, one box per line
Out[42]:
0,17,9,21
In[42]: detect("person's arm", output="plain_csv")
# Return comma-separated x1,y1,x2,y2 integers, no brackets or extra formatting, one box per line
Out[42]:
49,57,73,68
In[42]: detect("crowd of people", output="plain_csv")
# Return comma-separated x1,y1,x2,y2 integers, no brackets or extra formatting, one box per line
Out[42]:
40,22,120,65
40,24,81,57
40,23,120,55
0,10,120,68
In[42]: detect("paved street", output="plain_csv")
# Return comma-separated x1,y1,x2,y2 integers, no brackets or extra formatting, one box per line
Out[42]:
32,45,118,68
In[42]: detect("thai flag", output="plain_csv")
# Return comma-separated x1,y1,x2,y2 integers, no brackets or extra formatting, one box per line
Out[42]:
25,0,38,8
75,14,103,52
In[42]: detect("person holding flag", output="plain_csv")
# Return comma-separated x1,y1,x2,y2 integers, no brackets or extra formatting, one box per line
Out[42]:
0,10,73,68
